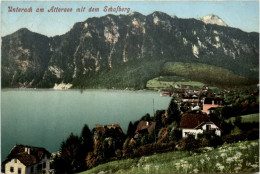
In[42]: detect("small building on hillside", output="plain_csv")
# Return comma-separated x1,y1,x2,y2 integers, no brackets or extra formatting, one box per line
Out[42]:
202,97,224,114
2,145,51,174
93,123,124,141
179,113,221,139
181,96,200,103
92,123,126,156
134,120,156,138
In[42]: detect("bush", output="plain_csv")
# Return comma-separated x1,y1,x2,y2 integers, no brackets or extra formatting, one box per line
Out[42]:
86,152,102,169
246,128,259,140
222,128,259,143
198,136,210,147
197,134,223,147
209,135,223,147
133,141,176,157
179,135,200,151
230,126,243,135
169,129,182,141
222,134,247,144
115,149,122,159
238,122,259,131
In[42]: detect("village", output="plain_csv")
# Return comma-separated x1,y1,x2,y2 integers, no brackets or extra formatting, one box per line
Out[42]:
1,85,259,174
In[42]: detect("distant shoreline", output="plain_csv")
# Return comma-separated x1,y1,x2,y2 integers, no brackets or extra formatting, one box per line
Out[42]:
0,87,155,93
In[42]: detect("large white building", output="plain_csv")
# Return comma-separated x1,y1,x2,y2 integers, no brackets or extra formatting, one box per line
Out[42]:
2,145,51,174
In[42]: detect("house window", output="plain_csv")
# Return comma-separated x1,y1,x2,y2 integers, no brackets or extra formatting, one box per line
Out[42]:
31,166,34,173
10,167,14,172
43,162,46,168
37,164,42,171
18,168,22,174
206,125,211,131
14,159,17,163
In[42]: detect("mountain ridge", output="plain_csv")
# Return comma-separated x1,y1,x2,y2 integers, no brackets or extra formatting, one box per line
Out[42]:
198,14,228,27
1,11,259,89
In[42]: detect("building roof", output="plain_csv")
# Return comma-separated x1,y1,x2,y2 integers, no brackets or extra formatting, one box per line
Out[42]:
94,123,120,129
208,107,222,111
2,145,51,167
135,120,156,134
204,97,224,105
194,121,220,129
93,123,124,136
179,113,211,129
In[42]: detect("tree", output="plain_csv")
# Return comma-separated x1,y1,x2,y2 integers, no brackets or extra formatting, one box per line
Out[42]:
86,152,102,169
53,133,81,174
169,122,182,141
52,155,70,174
81,124,93,151
164,97,180,125
126,121,135,138
154,109,165,127
180,102,191,113
141,113,151,121
53,125,94,173
180,135,200,154
102,137,115,159
78,124,93,171
140,135,149,146
122,138,131,157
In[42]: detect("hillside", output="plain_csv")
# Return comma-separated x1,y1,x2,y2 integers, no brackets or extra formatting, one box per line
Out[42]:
1,12,259,89
151,62,257,88
79,140,259,174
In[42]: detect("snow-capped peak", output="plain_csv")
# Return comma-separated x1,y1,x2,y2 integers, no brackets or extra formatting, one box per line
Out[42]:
198,14,228,27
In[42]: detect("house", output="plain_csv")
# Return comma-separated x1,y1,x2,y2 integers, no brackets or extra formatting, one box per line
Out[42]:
134,120,156,138
160,91,172,97
94,123,121,130
92,123,125,155
2,145,51,174
180,85,189,89
181,96,200,103
93,123,123,140
202,97,224,114
93,123,124,144
179,113,221,139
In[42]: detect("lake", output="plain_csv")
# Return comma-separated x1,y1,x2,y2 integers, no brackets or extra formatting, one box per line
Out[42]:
1,89,171,161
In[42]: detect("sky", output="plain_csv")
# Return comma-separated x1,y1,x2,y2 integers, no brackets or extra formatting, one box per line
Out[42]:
1,1,259,37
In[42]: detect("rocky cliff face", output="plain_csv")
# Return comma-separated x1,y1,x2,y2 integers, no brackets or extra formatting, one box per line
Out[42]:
1,11,259,88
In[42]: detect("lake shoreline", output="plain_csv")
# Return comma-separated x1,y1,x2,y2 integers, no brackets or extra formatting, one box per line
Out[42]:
1,87,161,93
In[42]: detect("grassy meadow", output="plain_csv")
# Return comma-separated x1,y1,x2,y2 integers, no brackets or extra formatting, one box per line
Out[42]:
146,76,204,89
79,140,259,174
228,113,259,124
160,62,256,88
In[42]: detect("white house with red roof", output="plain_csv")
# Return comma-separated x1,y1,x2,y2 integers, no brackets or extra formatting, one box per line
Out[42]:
179,113,221,139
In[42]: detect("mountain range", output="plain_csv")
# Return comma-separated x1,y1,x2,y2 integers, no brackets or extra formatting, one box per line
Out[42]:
1,12,259,89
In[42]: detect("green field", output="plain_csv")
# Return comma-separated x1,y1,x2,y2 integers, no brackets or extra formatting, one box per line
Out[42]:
228,113,259,124
146,76,204,89
160,62,255,88
79,140,259,174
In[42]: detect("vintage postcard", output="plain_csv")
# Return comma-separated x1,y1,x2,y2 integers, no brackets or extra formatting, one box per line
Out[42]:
1,1,259,174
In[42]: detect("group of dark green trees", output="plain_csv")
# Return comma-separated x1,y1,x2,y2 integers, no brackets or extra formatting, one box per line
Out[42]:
52,125,93,173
